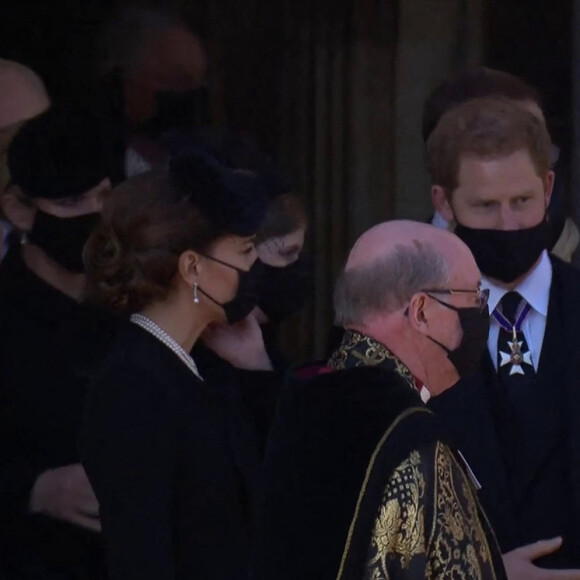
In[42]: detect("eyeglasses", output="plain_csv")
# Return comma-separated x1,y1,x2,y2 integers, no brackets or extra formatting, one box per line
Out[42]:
422,288,490,313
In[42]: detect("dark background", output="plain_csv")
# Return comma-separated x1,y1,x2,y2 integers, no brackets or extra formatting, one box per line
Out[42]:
486,0,572,161
1,0,574,360
2,0,572,152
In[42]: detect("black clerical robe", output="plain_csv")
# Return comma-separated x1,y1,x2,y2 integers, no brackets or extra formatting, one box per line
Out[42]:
255,330,506,580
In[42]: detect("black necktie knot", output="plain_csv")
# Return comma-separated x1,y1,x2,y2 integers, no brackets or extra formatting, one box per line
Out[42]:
500,291,523,323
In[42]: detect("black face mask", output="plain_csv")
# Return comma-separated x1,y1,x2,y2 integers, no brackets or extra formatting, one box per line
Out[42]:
141,88,210,139
454,218,550,283
426,296,490,379
257,258,313,323
198,257,263,324
28,210,100,273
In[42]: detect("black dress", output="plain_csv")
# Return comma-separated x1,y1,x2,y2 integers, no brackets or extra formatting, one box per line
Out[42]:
0,247,116,579
81,322,260,580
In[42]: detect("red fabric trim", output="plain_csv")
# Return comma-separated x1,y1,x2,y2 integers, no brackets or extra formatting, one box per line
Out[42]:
295,363,423,394
294,364,334,380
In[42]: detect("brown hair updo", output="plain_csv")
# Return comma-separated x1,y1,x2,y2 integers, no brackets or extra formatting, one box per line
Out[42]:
255,193,307,245
85,153,270,313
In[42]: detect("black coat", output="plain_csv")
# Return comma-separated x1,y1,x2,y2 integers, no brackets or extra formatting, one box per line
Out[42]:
429,256,580,567
0,247,116,579
193,341,283,460
81,323,262,580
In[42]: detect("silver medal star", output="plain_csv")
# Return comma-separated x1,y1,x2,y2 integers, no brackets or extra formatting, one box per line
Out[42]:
500,339,533,375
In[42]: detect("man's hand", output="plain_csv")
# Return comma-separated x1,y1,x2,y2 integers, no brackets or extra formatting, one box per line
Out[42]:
29,464,101,532
503,538,580,580
202,313,273,371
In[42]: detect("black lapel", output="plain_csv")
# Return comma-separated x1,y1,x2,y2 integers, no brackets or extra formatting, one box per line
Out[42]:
509,258,579,497
428,357,510,499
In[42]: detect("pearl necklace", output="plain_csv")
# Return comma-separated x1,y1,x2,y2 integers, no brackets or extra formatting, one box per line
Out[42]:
130,314,203,381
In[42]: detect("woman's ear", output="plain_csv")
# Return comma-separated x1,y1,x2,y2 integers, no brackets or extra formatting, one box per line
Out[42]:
176,249,201,287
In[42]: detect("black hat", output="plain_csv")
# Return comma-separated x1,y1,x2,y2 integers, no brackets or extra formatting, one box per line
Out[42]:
164,127,295,200
169,150,271,237
7,106,110,199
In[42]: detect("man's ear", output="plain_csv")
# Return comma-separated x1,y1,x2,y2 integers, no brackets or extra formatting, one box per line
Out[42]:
431,186,455,223
407,293,431,334
1,188,36,232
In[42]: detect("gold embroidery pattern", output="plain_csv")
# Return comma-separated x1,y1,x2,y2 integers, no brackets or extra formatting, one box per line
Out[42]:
328,330,416,392
365,443,498,580
336,408,432,580
367,451,426,575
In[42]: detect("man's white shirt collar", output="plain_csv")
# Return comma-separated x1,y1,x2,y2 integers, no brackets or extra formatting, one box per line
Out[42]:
431,211,451,230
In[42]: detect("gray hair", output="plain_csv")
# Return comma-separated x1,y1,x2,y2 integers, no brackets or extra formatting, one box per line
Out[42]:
334,242,450,326
98,7,184,75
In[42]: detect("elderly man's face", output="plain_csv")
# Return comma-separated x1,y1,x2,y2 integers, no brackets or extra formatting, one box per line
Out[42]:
412,243,485,387
124,25,208,125
429,252,482,354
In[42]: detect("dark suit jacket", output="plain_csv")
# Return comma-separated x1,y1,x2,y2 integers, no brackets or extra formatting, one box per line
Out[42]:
429,255,580,567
